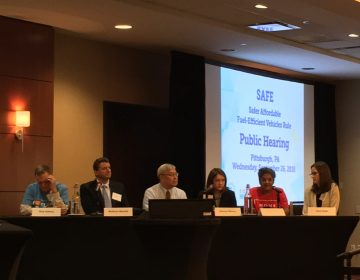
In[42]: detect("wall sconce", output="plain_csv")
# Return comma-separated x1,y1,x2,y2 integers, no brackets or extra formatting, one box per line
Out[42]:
15,111,31,152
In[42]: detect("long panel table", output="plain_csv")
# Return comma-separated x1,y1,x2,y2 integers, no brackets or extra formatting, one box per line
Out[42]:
5,216,143,280
207,216,359,280
3,215,358,280
0,220,32,280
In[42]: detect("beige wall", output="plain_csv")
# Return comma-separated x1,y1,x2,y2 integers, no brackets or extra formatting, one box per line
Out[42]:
336,79,360,266
53,31,170,195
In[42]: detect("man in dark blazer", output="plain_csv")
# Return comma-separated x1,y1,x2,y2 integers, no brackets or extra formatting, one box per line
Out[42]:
80,157,129,214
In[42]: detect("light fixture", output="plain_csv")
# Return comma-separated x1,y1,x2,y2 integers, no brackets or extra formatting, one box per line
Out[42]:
15,110,30,152
248,21,301,32
255,4,268,9
114,24,132,30
348,33,359,38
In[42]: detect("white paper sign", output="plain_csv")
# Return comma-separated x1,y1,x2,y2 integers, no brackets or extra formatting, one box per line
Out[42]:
112,192,122,202
307,207,336,216
103,207,133,217
203,211,213,217
259,208,286,216
32,208,61,217
214,207,241,217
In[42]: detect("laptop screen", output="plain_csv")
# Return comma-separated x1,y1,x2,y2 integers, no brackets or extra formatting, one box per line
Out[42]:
149,199,214,218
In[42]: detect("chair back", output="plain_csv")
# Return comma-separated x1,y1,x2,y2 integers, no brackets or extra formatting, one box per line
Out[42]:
289,201,303,215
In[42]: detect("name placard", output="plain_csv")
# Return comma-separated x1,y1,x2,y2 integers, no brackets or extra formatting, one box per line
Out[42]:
214,207,241,217
203,211,213,217
259,208,286,216
32,208,61,217
307,207,336,216
104,207,133,217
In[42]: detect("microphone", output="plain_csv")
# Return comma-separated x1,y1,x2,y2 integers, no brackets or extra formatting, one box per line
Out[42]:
273,187,282,208
337,248,360,259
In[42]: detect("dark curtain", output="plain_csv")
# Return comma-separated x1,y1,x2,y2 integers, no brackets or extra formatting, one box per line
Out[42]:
314,82,338,181
103,101,170,208
169,51,206,198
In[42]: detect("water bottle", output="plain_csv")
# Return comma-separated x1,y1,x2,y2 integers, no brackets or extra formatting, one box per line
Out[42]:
239,186,246,202
70,183,81,214
243,184,253,215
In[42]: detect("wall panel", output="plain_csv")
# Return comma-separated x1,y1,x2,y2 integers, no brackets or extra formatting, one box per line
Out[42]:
0,16,53,81
0,134,52,192
0,16,53,215
0,192,25,216
0,76,53,135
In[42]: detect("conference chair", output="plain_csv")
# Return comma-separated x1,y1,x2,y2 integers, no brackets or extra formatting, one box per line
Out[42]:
289,201,304,216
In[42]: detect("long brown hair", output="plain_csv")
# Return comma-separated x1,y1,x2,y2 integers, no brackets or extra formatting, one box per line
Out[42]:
206,168,227,190
311,161,333,193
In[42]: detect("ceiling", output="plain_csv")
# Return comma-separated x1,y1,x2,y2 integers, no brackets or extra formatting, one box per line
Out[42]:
1,0,360,81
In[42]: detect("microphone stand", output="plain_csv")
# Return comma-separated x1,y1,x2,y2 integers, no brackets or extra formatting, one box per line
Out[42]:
273,187,281,208
336,248,360,280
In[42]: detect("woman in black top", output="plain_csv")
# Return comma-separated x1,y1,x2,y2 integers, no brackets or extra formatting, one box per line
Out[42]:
200,168,237,207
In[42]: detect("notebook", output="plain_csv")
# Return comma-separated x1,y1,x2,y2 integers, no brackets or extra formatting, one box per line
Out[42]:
149,199,214,218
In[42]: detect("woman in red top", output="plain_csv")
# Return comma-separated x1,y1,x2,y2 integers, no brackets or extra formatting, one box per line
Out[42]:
250,167,289,215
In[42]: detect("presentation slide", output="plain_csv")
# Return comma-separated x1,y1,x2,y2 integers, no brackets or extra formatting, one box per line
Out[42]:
205,64,314,205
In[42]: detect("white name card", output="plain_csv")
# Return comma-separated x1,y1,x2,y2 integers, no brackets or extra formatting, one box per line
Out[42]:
32,208,61,217
104,207,133,217
202,211,213,217
259,208,286,216
214,207,241,217
307,207,336,216
112,192,122,202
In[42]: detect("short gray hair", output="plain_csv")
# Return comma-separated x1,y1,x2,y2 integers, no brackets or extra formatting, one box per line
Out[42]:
157,163,176,177
34,164,51,176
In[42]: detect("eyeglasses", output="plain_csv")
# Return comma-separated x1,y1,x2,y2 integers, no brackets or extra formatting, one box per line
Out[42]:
309,172,319,176
161,173,179,177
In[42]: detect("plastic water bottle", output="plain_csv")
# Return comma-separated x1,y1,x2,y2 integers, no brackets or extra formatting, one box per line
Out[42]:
243,184,253,215
239,186,246,202
70,183,81,214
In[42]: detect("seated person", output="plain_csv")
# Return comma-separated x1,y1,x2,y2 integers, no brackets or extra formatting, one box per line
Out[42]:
199,168,237,207
250,167,289,215
303,161,340,215
80,157,129,215
142,163,187,211
20,164,69,215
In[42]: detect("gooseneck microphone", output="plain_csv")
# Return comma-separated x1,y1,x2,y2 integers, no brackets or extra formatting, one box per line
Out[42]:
273,187,281,208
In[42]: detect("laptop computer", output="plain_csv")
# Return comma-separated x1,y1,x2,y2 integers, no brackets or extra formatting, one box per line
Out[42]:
149,199,214,218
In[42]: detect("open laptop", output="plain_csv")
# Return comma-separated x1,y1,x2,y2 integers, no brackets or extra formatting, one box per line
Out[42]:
149,199,214,218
